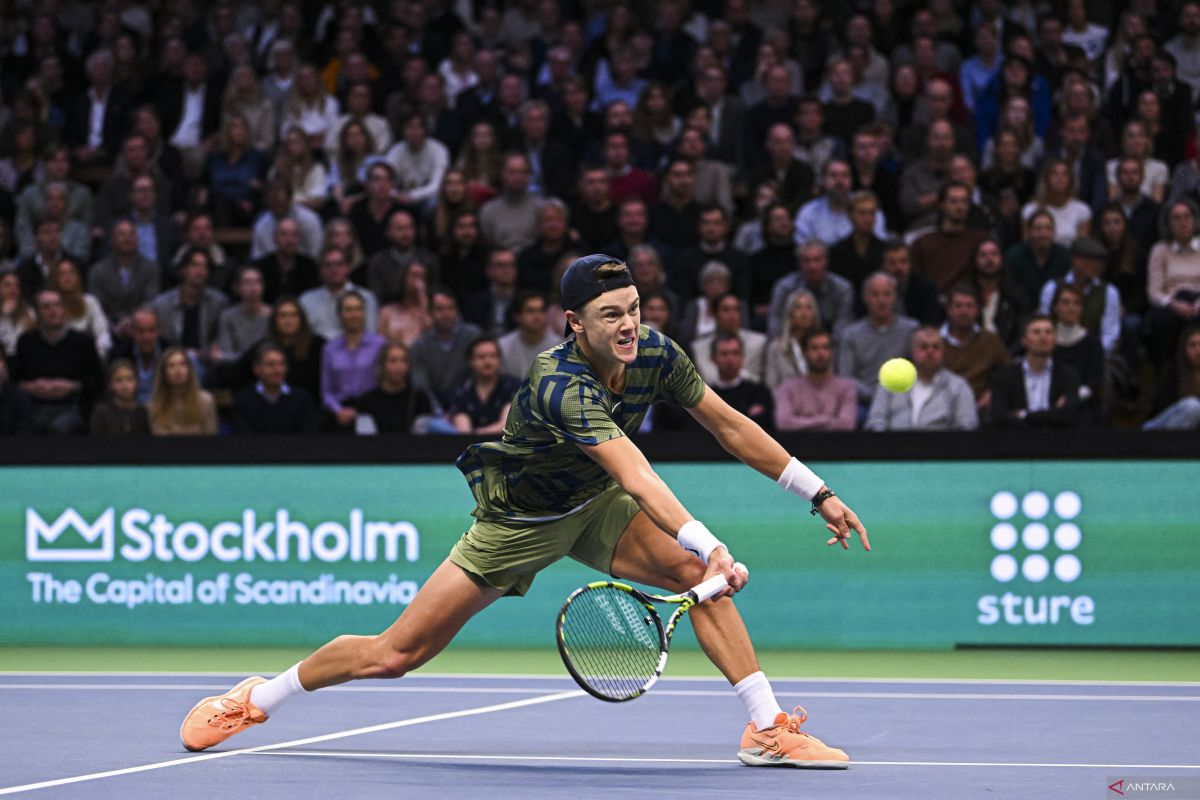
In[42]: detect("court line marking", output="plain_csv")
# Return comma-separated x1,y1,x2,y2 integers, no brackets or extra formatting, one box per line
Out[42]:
2,670,1197,687
1,683,1196,703
246,751,1200,770
0,689,584,796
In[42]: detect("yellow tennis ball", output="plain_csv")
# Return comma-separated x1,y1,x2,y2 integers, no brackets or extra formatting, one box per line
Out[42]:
879,358,917,393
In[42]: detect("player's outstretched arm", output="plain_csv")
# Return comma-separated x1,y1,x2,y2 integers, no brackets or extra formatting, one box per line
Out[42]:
687,388,870,551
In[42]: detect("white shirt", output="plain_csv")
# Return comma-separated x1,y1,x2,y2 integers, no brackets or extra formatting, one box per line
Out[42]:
171,85,206,148
1022,357,1053,413
1021,199,1092,246
87,88,109,148
910,378,934,426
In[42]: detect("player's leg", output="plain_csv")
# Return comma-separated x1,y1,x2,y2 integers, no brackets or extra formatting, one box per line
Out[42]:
607,510,759,685
180,559,503,751
296,558,505,688
606,511,849,769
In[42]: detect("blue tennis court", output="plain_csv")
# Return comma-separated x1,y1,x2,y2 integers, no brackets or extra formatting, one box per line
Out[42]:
2,672,1196,799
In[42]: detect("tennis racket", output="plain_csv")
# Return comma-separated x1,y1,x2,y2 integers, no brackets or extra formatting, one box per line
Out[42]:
555,563,748,702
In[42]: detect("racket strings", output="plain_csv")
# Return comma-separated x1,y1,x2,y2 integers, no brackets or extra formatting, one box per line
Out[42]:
560,587,662,699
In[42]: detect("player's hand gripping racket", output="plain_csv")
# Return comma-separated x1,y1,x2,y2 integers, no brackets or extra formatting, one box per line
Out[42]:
555,563,748,702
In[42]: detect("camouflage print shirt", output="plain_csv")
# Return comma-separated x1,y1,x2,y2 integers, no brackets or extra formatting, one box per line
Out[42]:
455,325,707,521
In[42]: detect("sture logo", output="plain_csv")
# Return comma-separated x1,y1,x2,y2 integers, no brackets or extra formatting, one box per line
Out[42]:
977,490,1095,626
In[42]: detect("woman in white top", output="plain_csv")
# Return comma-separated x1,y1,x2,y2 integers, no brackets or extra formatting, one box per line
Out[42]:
764,289,820,391
1106,121,1169,203
48,260,111,358
222,64,277,152
279,64,340,152
1022,158,1092,246
260,39,298,117
437,32,479,108
679,261,733,346
270,126,329,211
0,269,35,356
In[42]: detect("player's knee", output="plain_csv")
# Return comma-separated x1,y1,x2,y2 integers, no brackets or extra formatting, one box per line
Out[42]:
367,640,420,679
663,552,707,593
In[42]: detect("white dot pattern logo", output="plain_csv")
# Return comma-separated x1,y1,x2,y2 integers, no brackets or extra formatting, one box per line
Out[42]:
989,491,1082,584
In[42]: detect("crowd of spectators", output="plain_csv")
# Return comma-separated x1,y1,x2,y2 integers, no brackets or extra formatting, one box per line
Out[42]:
2,0,1200,437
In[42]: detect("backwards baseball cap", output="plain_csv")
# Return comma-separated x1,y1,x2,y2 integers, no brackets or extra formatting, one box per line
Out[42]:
560,254,635,336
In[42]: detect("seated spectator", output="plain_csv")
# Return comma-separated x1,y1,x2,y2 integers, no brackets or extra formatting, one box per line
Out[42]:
1005,208,1070,301
251,180,324,262
95,134,174,233
147,346,217,435
498,290,561,379
794,159,887,247
675,126,735,216
13,146,93,259
793,96,840,179
640,290,679,340
517,200,580,293
0,348,35,434
678,261,734,349
329,120,377,216
627,245,680,320
203,114,268,227
320,291,387,430
749,124,814,214
385,112,450,212
1037,237,1122,355
108,307,170,405
881,240,941,326
347,160,407,258
150,248,230,359
744,202,795,322
48,260,111,359
325,81,391,156
773,330,857,431
768,240,855,339
10,289,104,434
236,299,326,400
865,326,978,431
970,238,1031,351
170,212,231,290
1145,199,1200,367
378,260,433,347
1022,159,1092,247
764,289,820,391
572,167,619,253
88,220,160,336
345,343,436,434
0,270,36,357
837,272,920,406
233,343,319,434
1050,283,1107,426
940,284,1011,415
910,182,990,293
269,126,327,212
438,210,489,301
1105,121,1168,204
20,184,91,263
410,287,482,408
707,332,774,431
601,130,657,208
214,266,271,366
478,153,540,252
17,215,87,301
448,337,520,434
223,64,278,152
690,293,767,385
1111,157,1161,250
366,209,435,304
1144,326,1200,430
456,122,502,205
89,359,150,436
898,119,955,231
649,160,702,251
299,246,379,342
601,198,659,264
254,217,320,304
278,63,340,152
829,190,887,293
672,206,747,307
462,249,520,336
991,314,1084,429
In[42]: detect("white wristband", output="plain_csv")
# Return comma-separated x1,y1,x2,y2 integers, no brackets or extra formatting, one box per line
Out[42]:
677,520,725,564
777,457,824,501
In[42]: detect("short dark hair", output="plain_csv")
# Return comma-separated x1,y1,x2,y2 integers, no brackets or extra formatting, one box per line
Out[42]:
253,341,287,366
710,330,743,359
801,329,831,351
1022,313,1054,336
336,289,366,314
511,289,547,316
466,335,499,359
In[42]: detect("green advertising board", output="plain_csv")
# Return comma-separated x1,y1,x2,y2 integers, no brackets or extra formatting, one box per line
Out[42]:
3,462,1197,649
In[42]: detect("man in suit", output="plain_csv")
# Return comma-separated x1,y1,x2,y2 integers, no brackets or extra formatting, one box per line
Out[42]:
461,248,518,336
159,51,224,178
1043,112,1108,214
517,99,575,201
990,314,1083,428
691,65,746,167
87,220,160,337
127,175,183,281
64,49,130,166
750,124,816,213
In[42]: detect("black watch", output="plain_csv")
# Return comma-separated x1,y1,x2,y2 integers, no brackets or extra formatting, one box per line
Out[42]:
810,488,836,515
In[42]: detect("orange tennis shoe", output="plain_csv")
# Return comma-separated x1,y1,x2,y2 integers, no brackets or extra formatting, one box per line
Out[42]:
180,676,268,752
737,706,850,768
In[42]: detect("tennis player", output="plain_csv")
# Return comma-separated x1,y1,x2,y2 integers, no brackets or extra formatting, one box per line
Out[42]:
180,254,870,768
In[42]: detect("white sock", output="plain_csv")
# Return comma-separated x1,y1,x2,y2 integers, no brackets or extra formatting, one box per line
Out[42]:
249,663,309,718
734,671,784,731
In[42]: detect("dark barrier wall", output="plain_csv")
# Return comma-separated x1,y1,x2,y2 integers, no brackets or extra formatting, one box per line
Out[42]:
3,433,1198,649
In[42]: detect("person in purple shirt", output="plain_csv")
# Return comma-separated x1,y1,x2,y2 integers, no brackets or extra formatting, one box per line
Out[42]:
320,290,386,430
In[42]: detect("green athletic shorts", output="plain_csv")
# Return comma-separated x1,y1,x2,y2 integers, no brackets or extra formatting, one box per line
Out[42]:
448,482,641,597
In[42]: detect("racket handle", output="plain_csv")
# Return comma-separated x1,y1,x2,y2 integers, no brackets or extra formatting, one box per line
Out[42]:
691,563,748,603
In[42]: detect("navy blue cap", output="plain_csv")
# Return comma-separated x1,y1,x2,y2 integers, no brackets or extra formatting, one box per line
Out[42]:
560,254,634,336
